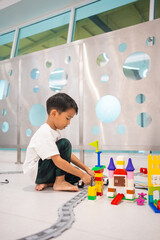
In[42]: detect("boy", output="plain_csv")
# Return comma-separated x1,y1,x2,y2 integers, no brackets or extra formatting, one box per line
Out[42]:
23,93,94,192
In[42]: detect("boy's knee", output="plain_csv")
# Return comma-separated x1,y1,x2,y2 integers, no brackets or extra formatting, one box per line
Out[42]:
56,138,72,154
56,138,71,147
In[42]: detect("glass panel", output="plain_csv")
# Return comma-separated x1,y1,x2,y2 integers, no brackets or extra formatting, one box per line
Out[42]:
73,0,149,41
16,12,70,56
0,31,15,61
156,0,160,19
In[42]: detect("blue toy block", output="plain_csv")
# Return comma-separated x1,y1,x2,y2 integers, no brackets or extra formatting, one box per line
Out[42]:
95,151,103,168
148,195,153,204
149,203,160,213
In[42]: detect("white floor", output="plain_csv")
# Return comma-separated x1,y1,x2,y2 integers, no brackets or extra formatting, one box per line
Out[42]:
0,150,160,240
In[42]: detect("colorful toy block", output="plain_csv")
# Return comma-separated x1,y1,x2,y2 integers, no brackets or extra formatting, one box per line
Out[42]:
88,140,106,199
148,154,160,213
88,186,97,200
111,193,124,205
107,156,136,202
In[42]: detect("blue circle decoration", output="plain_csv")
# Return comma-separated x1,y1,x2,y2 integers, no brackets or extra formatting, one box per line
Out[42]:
118,43,127,52
29,104,46,126
117,125,126,135
95,95,121,123
92,126,100,135
26,128,32,137
30,69,39,79
1,121,9,133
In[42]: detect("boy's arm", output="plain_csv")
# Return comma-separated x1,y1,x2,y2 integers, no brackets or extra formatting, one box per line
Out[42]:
71,153,95,177
51,154,91,185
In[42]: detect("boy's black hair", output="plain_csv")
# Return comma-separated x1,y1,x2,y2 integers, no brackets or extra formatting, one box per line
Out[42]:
46,93,78,115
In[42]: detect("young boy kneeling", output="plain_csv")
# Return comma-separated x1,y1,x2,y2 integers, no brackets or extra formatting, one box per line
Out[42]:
23,93,94,191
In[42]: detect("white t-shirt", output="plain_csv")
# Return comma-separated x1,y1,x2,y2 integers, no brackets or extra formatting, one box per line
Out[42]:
23,123,61,181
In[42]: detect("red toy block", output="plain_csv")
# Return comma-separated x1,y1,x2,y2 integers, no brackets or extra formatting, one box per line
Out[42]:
97,191,103,196
111,193,124,205
114,169,127,175
95,177,103,181
140,168,148,174
94,169,104,173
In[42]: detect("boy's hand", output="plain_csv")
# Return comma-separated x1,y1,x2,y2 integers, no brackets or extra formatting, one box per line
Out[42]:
86,169,95,178
81,173,92,185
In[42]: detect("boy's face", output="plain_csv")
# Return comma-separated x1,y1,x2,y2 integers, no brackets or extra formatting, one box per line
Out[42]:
51,108,76,130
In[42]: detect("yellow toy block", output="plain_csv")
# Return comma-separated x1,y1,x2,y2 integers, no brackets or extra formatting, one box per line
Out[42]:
88,186,97,197
148,155,160,187
95,173,103,178
95,183,103,192
117,160,125,165
95,180,103,185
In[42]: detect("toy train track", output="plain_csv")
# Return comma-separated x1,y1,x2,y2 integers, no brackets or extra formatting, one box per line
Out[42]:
18,189,88,240
0,171,88,239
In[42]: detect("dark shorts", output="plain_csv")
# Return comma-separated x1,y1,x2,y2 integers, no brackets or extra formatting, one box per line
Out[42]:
35,138,80,185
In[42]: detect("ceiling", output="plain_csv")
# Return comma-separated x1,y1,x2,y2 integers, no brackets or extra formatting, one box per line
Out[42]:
0,0,21,10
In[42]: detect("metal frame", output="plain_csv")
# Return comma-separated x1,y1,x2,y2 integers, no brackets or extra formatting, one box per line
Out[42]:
149,0,156,21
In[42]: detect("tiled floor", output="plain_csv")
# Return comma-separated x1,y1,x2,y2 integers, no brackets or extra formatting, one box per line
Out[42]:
0,150,160,240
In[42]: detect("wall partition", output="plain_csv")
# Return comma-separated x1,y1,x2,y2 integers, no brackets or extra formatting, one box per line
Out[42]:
0,18,160,162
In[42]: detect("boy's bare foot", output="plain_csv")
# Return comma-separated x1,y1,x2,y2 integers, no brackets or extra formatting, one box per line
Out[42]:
35,183,53,191
53,180,79,192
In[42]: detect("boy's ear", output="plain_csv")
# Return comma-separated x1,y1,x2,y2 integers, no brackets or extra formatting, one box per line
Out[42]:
50,109,58,117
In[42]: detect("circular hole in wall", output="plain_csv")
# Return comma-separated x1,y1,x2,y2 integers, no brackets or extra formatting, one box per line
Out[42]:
2,108,7,116
46,61,52,68
137,112,152,128
123,52,151,80
1,121,9,133
136,94,146,104
26,128,32,137
117,125,126,135
30,69,40,79
146,36,156,46
101,74,109,83
8,69,13,76
49,68,68,92
33,86,39,93
118,43,127,52
0,79,10,100
29,104,46,126
95,95,121,123
96,53,109,67
92,126,100,135
65,56,71,64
